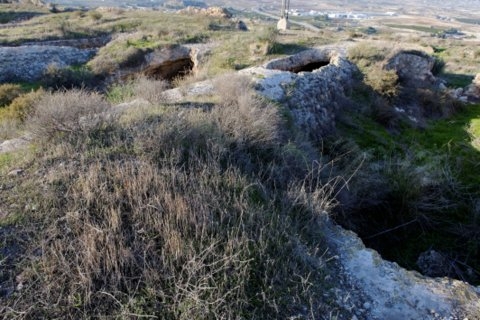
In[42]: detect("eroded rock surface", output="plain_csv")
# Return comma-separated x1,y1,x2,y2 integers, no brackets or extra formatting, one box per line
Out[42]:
464,73,480,102
0,137,30,154
115,43,212,81
385,50,437,87
143,45,194,80
241,47,358,139
22,36,111,49
323,219,480,319
0,45,96,82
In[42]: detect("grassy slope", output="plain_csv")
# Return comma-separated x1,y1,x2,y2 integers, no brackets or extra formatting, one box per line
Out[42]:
338,103,480,278
343,104,480,185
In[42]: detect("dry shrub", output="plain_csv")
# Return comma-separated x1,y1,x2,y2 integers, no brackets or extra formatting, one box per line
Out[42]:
416,88,463,118
131,76,168,104
27,89,110,141
213,73,252,107
11,142,335,318
365,64,399,98
213,74,283,151
29,159,255,318
213,91,282,150
371,95,399,127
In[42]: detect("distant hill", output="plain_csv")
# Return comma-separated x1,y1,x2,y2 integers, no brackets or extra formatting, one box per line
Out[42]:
0,0,44,5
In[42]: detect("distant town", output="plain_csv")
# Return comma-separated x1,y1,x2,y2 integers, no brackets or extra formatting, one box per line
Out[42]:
284,8,397,20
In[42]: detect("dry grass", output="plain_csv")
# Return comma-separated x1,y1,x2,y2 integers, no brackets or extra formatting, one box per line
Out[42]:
27,89,111,141
130,76,168,104
106,76,168,105
1,80,340,318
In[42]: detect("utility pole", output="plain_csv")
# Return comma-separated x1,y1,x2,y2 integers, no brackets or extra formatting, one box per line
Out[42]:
277,0,290,31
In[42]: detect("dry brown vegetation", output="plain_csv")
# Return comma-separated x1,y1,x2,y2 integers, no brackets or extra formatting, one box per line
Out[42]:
1,2,480,317
0,79,343,318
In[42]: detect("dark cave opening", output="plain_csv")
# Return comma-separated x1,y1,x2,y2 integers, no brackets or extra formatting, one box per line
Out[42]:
335,201,480,286
289,60,330,73
143,58,194,81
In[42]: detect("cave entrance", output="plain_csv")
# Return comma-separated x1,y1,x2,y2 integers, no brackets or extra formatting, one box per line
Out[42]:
289,60,330,73
143,58,194,81
335,200,480,286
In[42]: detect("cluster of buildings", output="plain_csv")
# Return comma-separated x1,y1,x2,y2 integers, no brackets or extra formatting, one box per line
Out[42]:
285,9,391,20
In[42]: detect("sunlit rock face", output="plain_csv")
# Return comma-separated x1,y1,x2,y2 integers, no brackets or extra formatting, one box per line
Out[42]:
242,47,359,140
0,45,96,82
384,50,437,87
321,219,480,320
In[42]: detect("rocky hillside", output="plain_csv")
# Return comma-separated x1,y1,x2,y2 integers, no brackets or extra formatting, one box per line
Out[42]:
0,3,479,319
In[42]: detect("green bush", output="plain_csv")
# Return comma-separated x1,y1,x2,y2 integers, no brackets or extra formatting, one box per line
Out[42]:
0,83,23,107
0,89,45,122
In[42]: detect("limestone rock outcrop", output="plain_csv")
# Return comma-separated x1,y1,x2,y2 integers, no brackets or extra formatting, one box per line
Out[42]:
385,50,437,87
110,43,212,81
22,36,111,49
0,0,44,5
143,45,195,80
464,73,480,102
322,219,480,319
0,136,30,154
0,46,96,82
241,47,358,140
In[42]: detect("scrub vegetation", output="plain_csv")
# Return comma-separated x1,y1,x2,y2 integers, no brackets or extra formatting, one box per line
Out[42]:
0,1,479,318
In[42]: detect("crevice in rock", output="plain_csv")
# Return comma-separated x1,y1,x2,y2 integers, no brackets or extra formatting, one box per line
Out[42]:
288,60,330,73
